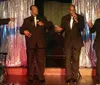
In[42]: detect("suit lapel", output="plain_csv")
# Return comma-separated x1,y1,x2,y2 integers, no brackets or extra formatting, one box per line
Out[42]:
72,19,76,28
72,14,78,28
67,14,71,30
30,16,35,27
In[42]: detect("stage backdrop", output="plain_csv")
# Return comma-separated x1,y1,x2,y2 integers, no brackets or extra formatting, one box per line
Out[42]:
0,0,35,66
0,0,100,67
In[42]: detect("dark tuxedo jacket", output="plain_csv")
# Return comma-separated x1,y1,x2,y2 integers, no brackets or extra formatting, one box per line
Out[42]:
90,19,100,50
0,18,10,25
20,15,47,48
61,14,85,48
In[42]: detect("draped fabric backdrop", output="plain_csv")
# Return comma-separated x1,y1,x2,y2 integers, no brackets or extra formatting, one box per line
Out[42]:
72,0,100,67
0,0,35,66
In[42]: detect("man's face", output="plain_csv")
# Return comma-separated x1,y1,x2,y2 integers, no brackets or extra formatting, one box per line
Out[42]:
69,6,76,16
31,6,38,16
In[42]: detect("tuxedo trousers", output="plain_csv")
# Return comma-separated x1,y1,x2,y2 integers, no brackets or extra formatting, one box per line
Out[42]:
65,42,81,80
26,47,45,80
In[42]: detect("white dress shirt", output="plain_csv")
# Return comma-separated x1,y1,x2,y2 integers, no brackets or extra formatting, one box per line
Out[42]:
34,16,37,27
70,16,73,29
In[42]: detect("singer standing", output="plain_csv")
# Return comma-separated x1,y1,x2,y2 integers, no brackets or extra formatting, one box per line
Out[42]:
20,5,47,84
57,4,85,84
88,18,100,85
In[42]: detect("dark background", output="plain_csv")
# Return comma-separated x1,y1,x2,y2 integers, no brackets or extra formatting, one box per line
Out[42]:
35,0,72,16
35,0,72,67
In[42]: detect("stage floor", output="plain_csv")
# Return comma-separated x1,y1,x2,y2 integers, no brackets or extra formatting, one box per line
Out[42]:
2,68,97,85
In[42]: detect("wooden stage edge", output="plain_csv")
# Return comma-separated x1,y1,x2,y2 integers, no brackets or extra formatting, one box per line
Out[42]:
6,67,96,76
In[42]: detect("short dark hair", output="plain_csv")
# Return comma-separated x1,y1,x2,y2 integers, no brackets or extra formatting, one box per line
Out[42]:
30,5,37,11
69,4,75,9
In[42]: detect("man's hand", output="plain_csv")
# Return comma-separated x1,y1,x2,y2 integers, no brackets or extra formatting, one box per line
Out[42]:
37,21,44,26
55,25,63,32
10,18,15,22
87,20,93,28
72,13,78,23
24,30,32,37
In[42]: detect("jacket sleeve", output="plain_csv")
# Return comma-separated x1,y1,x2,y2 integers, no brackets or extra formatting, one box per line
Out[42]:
90,19,98,33
20,19,28,35
40,16,48,29
60,16,66,33
78,15,85,31
0,18,10,25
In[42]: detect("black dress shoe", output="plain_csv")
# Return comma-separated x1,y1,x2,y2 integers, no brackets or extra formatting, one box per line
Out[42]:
28,79,33,83
66,79,72,84
72,78,77,83
34,75,39,80
40,80,46,83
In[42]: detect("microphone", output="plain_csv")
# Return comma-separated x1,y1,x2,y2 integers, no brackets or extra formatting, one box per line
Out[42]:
72,12,78,23
73,15,78,23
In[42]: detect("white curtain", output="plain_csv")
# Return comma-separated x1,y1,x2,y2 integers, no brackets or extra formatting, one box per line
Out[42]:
0,0,35,66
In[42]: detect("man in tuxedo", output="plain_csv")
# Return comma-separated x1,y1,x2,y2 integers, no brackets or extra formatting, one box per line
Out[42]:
88,19,100,85
57,4,85,83
20,5,47,83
